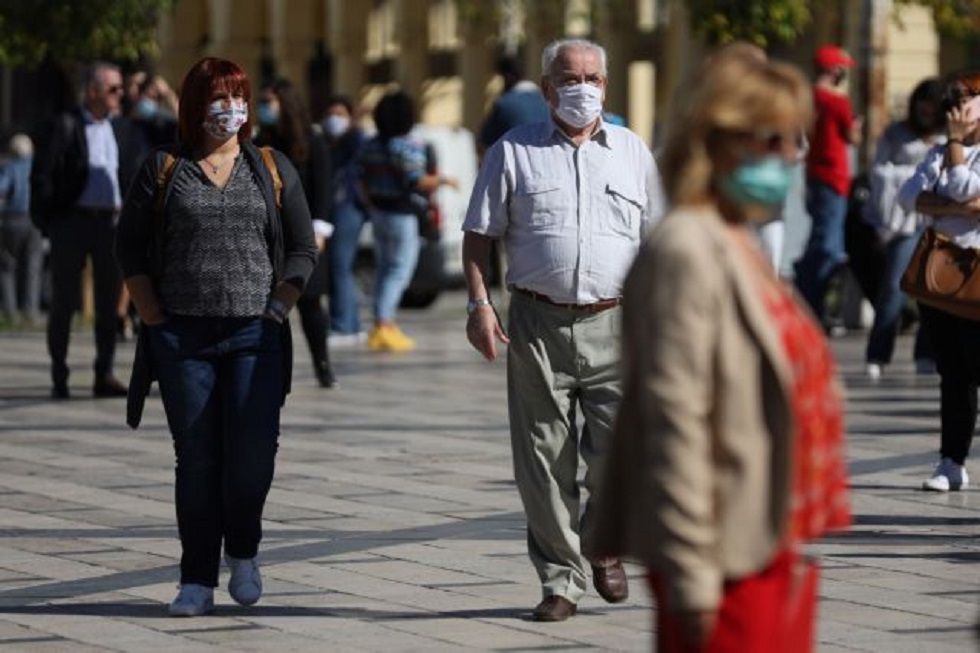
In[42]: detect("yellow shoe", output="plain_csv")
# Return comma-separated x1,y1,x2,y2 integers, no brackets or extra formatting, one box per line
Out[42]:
367,326,387,351
367,325,416,352
382,325,416,352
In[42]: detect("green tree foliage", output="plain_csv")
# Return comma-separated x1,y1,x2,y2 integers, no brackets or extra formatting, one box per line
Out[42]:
895,0,980,39
685,0,813,47
0,0,177,67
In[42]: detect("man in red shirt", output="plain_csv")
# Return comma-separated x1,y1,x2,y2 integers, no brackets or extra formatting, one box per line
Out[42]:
795,45,863,326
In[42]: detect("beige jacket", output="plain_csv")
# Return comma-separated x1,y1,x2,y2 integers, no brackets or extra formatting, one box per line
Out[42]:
587,205,841,613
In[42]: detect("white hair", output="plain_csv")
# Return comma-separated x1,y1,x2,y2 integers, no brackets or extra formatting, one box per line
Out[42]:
9,133,32,158
540,38,608,78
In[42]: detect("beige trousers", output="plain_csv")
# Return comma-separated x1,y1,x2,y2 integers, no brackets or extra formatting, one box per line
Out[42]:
506,291,622,602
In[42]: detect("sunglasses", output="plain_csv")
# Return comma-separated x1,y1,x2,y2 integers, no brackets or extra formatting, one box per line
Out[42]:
720,128,809,162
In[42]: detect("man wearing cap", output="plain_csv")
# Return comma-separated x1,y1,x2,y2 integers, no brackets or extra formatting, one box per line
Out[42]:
794,44,863,327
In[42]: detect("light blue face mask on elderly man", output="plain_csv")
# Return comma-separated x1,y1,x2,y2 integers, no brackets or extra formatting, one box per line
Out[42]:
721,155,795,207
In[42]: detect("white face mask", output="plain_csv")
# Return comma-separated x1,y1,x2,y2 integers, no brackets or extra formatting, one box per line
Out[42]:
202,98,248,141
554,83,603,129
324,114,350,138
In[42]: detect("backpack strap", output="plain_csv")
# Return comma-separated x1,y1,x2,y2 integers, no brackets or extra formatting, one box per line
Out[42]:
155,151,176,220
258,146,282,208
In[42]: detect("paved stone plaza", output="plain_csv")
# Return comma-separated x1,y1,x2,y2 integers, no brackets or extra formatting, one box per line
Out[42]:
0,289,976,651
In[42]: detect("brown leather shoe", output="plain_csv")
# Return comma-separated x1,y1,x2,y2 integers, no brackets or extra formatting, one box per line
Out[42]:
93,375,128,398
592,560,629,603
532,595,577,622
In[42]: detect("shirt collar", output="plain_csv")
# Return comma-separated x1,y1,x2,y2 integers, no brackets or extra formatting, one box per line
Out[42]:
80,107,110,125
548,116,610,148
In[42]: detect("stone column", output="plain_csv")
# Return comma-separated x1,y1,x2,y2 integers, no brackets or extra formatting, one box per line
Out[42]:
394,0,430,103
861,0,891,167
594,0,637,123
524,0,565,79
457,6,496,134
329,0,369,96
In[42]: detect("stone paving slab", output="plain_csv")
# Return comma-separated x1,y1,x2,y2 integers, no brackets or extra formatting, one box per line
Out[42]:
0,290,977,651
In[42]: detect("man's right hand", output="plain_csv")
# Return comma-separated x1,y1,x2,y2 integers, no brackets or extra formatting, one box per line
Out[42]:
466,305,509,362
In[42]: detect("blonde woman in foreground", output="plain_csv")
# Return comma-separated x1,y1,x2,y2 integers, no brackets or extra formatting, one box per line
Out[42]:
589,51,851,652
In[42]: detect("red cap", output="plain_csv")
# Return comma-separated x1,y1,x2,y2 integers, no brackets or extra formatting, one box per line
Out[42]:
814,45,854,70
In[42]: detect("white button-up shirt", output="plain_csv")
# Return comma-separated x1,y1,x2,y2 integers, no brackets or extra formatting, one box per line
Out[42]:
463,119,664,303
76,109,121,210
898,142,980,248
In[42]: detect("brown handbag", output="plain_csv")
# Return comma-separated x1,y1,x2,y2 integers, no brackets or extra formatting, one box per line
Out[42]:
900,227,980,321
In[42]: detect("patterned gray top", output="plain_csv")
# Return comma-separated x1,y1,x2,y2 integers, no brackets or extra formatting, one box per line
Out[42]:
158,156,274,316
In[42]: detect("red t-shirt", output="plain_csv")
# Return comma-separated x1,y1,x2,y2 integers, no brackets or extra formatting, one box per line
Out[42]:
806,86,855,196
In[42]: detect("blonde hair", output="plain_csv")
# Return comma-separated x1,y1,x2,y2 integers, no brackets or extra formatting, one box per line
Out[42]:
659,54,812,206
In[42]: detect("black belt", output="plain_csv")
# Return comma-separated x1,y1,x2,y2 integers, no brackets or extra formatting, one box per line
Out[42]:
514,287,622,314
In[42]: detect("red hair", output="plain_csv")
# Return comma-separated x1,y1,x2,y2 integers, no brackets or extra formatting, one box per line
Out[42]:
177,57,253,151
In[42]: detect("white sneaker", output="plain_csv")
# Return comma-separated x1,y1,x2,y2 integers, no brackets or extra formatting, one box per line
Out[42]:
226,555,262,606
329,331,368,348
866,363,883,381
169,584,214,617
922,458,970,492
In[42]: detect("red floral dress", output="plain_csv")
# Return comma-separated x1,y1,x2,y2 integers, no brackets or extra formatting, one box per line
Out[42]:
763,285,851,543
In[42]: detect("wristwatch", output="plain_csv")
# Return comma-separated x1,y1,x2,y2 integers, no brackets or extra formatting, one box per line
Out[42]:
466,298,493,315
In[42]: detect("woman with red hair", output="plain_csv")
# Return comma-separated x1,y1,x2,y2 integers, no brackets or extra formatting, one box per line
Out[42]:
115,58,317,616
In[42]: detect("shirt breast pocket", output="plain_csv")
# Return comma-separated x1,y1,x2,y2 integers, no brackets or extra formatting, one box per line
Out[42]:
604,183,645,237
513,178,568,228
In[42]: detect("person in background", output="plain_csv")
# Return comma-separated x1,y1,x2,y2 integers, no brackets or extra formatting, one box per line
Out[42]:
589,51,850,652
355,91,457,352
795,44,863,328
255,78,336,388
0,134,43,326
478,55,550,154
863,78,945,380
115,57,317,616
897,70,980,492
117,70,179,341
129,73,179,148
463,38,664,622
30,61,142,399
323,94,369,345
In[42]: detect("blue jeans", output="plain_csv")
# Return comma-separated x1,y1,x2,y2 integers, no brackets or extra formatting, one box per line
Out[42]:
865,227,931,364
371,211,419,323
149,315,284,587
795,180,848,321
328,200,366,334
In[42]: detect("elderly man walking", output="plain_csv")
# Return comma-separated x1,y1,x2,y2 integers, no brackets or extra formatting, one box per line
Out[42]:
462,38,664,622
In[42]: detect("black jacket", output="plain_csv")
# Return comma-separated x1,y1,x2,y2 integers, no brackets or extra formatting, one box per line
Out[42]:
29,107,144,229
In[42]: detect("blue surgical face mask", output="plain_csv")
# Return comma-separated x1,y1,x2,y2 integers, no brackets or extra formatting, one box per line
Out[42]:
257,101,279,127
720,155,794,207
323,114,350,138
133,97,158,119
